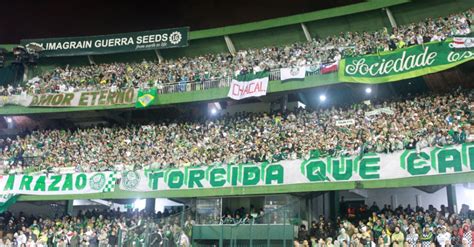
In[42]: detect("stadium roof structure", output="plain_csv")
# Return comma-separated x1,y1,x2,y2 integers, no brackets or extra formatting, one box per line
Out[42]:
1,0,407,46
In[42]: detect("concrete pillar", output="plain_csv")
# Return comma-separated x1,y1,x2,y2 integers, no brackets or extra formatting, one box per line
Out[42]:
384,8,397,28
65,200,74,215
307,197,313,223
145,198,156,214
23,64,29,81
224,35,236,54
87,55,95,65
391,195,398,209
446,185,457,214
415,194,421,207
281,94,288,112
300,23,312,42
154,49,164,64
329,191,340,221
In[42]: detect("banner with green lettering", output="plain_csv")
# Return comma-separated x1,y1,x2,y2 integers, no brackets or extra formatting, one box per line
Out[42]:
0,172,117,195
29,88,137,107
20,27,189,57
120,144,474,192
338,40,474,83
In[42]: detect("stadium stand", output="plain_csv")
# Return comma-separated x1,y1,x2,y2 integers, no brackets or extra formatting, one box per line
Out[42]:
0,88,472,175
0,203,473,246
0,2,473,247
0,9,471,96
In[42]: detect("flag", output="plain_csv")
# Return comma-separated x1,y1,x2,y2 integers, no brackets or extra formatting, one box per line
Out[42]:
451,37,474,48
228,72,269,100
0,194,18,213
305,65,321,75
135,88,157,108
320,62,339,74
280,67,306,81
102,172,118,192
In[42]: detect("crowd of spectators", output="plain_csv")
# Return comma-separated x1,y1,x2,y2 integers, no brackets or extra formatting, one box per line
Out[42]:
0,88,472,175
1,9,471,96
296,203,473,247
1,202,472,246
0,207,193,247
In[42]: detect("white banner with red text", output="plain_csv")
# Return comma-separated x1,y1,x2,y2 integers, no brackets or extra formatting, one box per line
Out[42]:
227,77,269,100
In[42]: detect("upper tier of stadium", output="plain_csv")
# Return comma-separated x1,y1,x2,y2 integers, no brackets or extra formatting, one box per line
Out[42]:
1,8,471,96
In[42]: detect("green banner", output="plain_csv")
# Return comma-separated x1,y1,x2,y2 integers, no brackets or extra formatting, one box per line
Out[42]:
20,27,189,57
0,194,18,213
338,40,474,83
135,88,158,108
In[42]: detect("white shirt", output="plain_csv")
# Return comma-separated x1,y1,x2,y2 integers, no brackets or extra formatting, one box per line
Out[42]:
436,231,451,247
16,234,27,245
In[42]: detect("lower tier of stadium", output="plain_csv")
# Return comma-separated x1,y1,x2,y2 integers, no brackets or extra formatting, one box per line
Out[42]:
1,185,473,247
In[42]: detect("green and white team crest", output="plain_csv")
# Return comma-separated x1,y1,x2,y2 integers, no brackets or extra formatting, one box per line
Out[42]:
122,171,140,189
89,173,106,190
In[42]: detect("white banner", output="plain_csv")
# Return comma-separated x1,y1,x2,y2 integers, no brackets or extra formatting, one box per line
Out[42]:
280,67,306,81
335,119,355,126
0,94,33,107
30,88,137,107
120,144,474,192
451,37,474,48
228,77,269,100
0,171,117,195
0,88,138,108
365,107,394,117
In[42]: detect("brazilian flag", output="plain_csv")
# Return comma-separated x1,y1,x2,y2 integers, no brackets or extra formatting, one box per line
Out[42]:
135,88,157,108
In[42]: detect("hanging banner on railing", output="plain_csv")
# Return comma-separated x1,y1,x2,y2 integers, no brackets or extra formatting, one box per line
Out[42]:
338,39,474,83
0,94,32,107
8,88,138,108
228,73,269,100
120,144,474,192
30,88,138,107
451,37,474,48
280,67,306,81
0,172,117,195
20,27,189,57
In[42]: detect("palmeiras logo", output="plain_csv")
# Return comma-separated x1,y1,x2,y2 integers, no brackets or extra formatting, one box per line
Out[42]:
169,31,182,45
122,171,140,189
466,38,473,47
89,173,106,190
290,67,301,76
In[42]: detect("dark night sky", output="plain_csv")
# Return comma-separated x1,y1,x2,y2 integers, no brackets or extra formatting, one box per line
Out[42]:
1,0,362,43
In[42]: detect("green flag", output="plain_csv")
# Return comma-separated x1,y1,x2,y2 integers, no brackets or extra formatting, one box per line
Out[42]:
0,194,18,213
135,88,157,108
